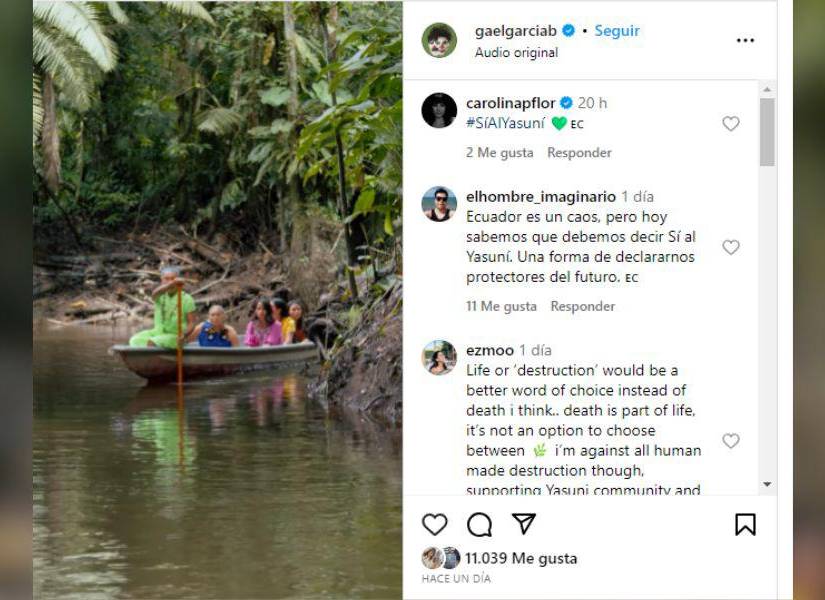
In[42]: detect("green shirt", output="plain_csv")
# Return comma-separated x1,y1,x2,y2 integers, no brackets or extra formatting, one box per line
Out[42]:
154,290,196,334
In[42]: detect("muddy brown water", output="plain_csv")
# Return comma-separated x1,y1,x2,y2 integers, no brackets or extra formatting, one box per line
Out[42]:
33,324,401,599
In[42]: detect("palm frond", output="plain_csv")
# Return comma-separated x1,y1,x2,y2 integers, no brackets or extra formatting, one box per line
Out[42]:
33,73,44,146
33,22,94,110
105,2,129,25
162,2,215,26
33,2,117,71
196,107,244,135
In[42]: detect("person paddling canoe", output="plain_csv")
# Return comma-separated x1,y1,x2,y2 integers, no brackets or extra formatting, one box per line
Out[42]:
128,266,196,349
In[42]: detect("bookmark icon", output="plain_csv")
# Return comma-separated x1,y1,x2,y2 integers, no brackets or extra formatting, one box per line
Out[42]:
735,513,756,536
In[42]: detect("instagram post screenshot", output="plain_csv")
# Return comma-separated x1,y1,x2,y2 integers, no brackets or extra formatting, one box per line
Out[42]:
28,1,799,599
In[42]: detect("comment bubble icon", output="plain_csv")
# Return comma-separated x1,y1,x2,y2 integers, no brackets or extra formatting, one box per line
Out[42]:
467,512,493,537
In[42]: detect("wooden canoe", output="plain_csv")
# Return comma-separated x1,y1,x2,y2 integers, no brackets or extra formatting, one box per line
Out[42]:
110,341,318,382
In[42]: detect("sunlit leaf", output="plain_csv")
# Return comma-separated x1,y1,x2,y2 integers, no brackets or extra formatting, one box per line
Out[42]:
302,159,326,183
270,119,292,135
196,107,244,135
33,1,117,71
105,2,129,25
353,188,375,214
259,85,290,106
253,154,275,187
247,142,273,163
32,21,94,110
32,73,44,146
219,178,245,210
311,80,333,106
162,1,215,25
292,32,320,71
248,125,272,138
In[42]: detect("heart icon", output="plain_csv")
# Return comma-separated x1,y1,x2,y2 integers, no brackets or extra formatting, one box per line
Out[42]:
722,433,740,449
722,116,740,132
722,239,740,255
422,513,448,536
552,116,568,130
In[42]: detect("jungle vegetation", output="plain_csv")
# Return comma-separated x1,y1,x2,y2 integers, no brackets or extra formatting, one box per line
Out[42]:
32,1,402,300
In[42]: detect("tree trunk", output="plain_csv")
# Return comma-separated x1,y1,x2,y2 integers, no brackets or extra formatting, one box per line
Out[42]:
208,161,226,238
283,3,299,119
281,2,301,253
41,74,61,195
40,73,84,248
328,4,338,49
74,119,84,205
318,3,359,301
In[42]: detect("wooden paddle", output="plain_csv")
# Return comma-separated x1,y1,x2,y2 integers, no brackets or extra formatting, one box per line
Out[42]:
176,282,184,387
175,282,186,469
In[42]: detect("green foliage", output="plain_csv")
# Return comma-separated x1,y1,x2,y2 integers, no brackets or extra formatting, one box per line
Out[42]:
160,1,215,25
219,178,246,211
33,1,402,282
83,188,142,229
259,85,291,106
294,4,402,240
33,2,117,72
32,1,214,157
197,107,245,135
32,1,114,143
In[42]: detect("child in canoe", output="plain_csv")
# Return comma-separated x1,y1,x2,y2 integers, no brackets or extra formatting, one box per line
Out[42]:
181,305,240,347
272,297,294,344
244,297,282,346
288,301,307,343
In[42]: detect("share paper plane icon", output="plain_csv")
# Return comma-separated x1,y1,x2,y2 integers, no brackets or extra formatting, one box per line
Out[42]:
512,513,537,535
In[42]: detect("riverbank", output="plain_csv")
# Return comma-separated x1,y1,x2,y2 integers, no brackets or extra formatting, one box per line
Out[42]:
311,279,402,428
34,228,287,323
33,227,403,429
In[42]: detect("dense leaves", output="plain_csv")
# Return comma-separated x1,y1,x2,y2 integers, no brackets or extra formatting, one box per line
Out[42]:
33,1,402,291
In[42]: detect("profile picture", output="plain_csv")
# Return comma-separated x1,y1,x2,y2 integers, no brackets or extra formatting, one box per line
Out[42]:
422,546,445,569
443,546,461,569
421,93,457,129
422,186,456,222
422,340,457,376
422,23,457,58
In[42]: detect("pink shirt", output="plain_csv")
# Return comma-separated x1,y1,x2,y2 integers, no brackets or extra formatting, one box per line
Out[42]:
244,321,282,346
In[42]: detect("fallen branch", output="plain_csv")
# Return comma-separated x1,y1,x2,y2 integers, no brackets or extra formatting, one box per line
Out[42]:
121,268,162,278
64,306,112,317
48,309,129,326
140,243,197,267
35,253,140,269
186,232,223,255
183,238,230,269
120,292,154,309
258,239,276,259
193,263,232,296
330,228,344,253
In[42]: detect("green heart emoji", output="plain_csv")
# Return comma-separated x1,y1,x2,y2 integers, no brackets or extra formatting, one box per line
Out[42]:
552,116,568,130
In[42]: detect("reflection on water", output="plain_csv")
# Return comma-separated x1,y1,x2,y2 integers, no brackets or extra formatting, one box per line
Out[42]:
33,324,401,599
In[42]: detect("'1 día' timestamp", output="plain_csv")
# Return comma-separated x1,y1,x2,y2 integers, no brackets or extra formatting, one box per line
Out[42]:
465,551,579,566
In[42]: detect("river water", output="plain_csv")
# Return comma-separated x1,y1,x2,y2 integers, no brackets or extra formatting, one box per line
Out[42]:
33,324,402,599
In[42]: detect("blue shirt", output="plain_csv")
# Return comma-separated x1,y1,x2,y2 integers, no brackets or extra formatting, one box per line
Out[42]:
197,321,233,347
